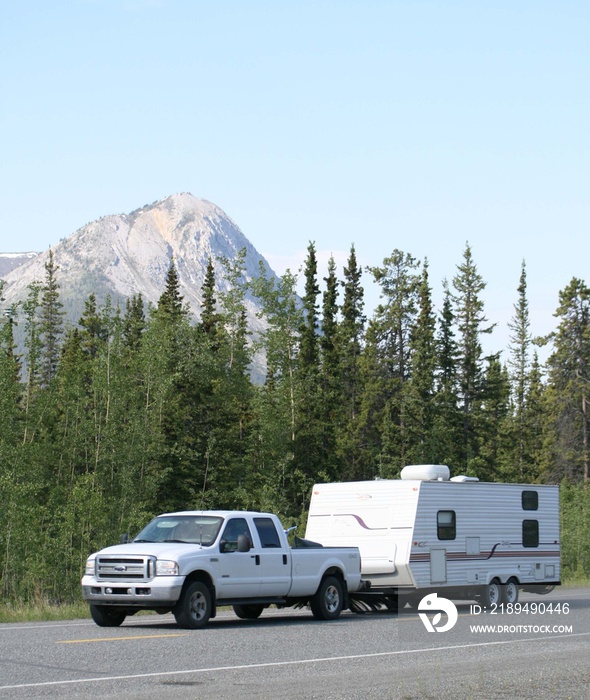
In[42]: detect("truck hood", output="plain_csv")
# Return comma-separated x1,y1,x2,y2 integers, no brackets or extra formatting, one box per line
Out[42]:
92,542,212,560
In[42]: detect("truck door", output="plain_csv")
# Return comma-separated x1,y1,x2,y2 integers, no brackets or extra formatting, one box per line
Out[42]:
253,517,291,596
217,517,261,598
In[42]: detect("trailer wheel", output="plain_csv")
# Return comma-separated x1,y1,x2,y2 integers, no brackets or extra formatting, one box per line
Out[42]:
233,604,264,620
310,575,344,620
480,578,502,607
174,581,212,629
502,578,519,605
90,605,126,627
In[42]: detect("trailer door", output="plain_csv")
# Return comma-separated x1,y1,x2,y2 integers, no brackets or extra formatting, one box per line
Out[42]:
430,547,447,583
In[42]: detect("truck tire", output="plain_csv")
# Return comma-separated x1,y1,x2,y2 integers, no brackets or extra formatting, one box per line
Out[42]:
174,581,212,629
479,578,502,607
310,575,344,621
233,604,264,620
90,604,126,627
502,577,519,605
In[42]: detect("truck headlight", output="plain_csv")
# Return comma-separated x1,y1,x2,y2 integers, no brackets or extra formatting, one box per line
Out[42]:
84,558,96,576
155,560,179,576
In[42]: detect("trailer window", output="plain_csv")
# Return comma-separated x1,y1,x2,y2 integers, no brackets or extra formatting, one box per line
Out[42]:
254,517,282,548
522,491,538,511
437,510,456,540
523,519,539,547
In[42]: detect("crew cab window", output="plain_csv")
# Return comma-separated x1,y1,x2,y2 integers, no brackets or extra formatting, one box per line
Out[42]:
437,510,456,540
220,518,253,552
254,517,282,548
523,519,539,547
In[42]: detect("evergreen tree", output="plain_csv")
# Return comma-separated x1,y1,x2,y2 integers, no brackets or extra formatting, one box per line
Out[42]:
122,294,145,351
78,293,108,359
294,242,324,504
477,355,511,481
506,262,536,480
336,245,366,479
451,243,495,473
157,258,186,322
318,255,340,481
522,352,549,483
250,264,304,514
21,283,43,443
366,249,421,469
432,280,462,468
299,242,320,374
404,260,438,464
200,257,220,338
40,249,65,386
545,278,590,483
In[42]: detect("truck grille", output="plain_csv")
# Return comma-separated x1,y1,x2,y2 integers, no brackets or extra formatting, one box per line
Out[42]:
95,556,155,581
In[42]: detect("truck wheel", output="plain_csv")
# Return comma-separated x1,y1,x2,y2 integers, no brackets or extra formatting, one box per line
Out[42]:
502,578,519,605
233,604,264,620
480,578,502,607
90,605,126,627
310,575,344,621
174,581,212,629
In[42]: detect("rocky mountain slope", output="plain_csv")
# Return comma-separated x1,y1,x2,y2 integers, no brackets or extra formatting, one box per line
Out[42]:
0,252,39,278
1,193,277,340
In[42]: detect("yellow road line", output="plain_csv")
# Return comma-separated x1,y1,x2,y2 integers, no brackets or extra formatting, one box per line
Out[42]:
57,633,188,644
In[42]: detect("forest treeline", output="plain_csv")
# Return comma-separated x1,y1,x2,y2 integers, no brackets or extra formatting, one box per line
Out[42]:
1,242,589,604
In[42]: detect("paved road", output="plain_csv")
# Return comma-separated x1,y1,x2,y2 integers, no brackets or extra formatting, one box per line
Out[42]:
0,588,588,699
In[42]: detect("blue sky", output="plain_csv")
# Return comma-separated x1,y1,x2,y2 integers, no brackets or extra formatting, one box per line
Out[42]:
1,1,588,358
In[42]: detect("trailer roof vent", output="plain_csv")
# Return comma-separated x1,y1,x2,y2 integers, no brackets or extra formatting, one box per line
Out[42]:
450,475,480,482
401,464,450,481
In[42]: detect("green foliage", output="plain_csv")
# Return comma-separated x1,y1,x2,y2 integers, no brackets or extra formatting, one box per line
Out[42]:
1,242,590,605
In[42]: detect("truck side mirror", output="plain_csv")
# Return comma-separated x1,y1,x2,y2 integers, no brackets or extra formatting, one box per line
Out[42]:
237,534,251,552
121,533,129,544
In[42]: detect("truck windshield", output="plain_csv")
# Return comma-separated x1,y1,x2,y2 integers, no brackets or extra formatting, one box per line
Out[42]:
133,516,223,546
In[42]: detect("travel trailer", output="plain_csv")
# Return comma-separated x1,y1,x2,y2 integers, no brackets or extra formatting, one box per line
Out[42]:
305,465,560,607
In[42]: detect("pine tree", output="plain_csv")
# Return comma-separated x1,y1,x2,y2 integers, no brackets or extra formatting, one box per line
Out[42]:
299,242,320,374
367,249,421,468
506,261,535,480
40,249,65,386
336,245,366,479
545,278,590,483
250,263,304,514
123,294,145,351
433,280,462,468
404,260,438,464
477,355,511,481
79,293,108,359
318,256,340,481
157,258,186,322
200,257,220,338
451,243,495,473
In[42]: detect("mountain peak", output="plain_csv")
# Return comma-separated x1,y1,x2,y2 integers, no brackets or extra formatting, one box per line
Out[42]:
2,196,275,342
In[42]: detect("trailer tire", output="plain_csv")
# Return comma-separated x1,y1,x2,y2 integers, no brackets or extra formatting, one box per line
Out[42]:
480,578,502,607
502,578,519,605
174,581,212,629
233,604,264,620
90,605,126,627
310,575,344,620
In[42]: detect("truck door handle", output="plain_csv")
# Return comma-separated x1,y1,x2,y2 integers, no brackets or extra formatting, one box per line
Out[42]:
283,555,288,565
251,555,260,565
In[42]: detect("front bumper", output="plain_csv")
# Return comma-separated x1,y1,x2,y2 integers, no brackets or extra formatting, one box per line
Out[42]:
81,575,185,606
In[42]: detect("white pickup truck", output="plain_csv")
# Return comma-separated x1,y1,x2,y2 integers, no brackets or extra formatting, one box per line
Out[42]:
82,510,362,629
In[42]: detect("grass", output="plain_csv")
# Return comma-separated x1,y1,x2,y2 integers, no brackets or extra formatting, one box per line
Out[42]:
0,599,90,624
